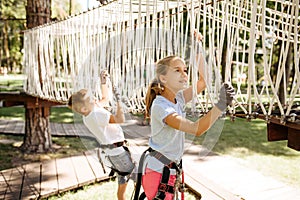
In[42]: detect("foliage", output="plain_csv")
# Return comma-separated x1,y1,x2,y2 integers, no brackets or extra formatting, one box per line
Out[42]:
0,0,26,73
0,74,24,91
0,0,83,74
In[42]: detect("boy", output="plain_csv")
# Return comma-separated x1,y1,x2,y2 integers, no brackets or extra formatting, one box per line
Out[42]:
68,71,136,200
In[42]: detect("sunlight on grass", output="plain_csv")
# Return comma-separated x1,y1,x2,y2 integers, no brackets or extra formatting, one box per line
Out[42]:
236,154,300,188
0,106,74,123
50,106,74,123
0,74,25,92
0,107,25,120
193,117,300,189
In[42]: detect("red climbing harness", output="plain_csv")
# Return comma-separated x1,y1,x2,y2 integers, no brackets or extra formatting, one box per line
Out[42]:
134,147,185,200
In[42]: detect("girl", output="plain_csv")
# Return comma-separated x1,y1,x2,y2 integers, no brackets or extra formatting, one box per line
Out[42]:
68,71,136,200
136,34,235,200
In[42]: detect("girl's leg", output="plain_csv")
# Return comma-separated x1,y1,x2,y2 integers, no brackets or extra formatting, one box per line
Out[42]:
117,183,127,200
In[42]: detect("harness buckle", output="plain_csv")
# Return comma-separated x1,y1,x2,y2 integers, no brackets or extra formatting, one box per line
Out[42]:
179,183,185,192
158,183,167,192
158,183,174,194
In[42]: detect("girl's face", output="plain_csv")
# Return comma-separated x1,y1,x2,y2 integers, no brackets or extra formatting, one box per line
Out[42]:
160,58,188,93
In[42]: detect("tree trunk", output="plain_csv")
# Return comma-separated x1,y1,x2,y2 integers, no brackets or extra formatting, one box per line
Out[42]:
22,0,52,153
21,106,52,153
26,0,51,29
3,21,10,71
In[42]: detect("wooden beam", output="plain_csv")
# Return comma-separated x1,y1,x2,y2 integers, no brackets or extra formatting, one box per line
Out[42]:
0,92,65,108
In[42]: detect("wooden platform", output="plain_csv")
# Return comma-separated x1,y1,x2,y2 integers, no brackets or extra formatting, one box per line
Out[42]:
0,152,110,199
1,119,300,200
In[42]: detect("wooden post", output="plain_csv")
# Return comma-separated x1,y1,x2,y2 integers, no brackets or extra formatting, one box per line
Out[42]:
288,128,300,151
267,122,288,141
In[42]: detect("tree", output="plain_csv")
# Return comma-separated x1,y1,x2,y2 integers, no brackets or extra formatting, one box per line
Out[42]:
21,0,52,153
21,0,83,153
0,0,26,73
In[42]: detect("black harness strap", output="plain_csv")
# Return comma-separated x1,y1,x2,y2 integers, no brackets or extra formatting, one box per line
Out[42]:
133,148,183,200
99,140,126,149
133,147,151,200
153,165,174,200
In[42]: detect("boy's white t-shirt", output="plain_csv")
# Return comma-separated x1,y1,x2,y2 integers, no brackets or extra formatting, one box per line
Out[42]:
149,90,186,163
83,106,125,156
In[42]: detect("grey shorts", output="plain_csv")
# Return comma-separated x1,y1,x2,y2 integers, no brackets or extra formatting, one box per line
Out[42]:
107,149,137,184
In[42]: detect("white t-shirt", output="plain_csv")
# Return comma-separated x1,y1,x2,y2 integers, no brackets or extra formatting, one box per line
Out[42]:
149,90,186,163
83,106,125,156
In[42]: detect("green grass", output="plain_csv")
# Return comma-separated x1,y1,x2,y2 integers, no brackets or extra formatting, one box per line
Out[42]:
0,106,25,120
0,106,74,123
0,74,25,92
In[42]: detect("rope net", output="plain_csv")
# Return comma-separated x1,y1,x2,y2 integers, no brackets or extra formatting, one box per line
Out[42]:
23,0,300,123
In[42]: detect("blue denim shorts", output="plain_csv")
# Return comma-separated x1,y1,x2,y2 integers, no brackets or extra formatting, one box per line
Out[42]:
107,150,137,184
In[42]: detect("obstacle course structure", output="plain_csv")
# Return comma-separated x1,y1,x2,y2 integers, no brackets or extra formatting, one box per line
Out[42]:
21,0,299,149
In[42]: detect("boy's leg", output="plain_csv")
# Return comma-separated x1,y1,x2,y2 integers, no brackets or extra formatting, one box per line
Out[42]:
117,183,128,200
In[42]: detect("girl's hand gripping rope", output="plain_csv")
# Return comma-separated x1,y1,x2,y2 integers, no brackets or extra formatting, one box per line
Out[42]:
215,83,235,111
193,30,203,42
100,70,109,85
113,85,122,102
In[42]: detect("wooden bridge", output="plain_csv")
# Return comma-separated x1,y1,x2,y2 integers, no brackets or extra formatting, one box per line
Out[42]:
1,119,300,200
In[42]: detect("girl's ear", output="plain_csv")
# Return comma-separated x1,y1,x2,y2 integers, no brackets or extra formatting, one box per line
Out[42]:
159,74,167,84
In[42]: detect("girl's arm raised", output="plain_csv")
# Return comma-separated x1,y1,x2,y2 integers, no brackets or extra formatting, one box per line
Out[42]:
96,70,110,107
166,83,235,136
183,30,206,103
109,86,125,123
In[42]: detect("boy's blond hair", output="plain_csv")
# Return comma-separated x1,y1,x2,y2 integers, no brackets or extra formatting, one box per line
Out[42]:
68,89,90,115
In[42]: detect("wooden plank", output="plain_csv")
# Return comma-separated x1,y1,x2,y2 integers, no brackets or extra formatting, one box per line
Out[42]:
10,120,24,135
83,151,110,181
63,123,78,136
184,164,242,200
184,174,225,200
14,120,24,134
40,159,59,197
19,163,41,199
53,123,65,136
62,123,77,136
0,120,9,133
0,167,24,200
0,171,10,199
74,123,94,138
2,120,16,133
70,154,97,187
183,146,243,200
55,156,79,193
50,122,57,136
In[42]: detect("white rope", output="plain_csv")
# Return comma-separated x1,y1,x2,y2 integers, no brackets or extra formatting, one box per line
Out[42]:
22,0,300,121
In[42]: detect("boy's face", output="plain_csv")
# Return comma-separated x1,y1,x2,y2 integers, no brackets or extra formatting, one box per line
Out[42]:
81,95,94,115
